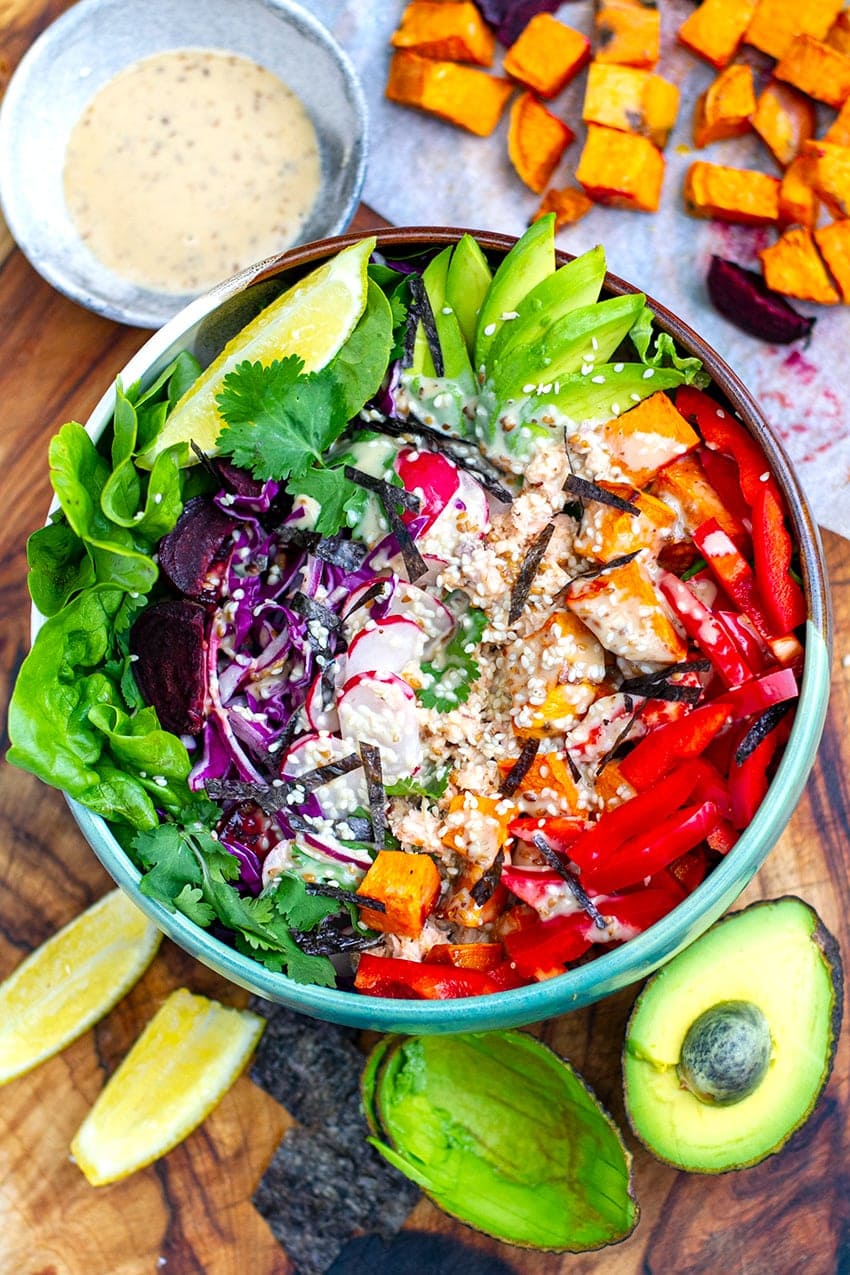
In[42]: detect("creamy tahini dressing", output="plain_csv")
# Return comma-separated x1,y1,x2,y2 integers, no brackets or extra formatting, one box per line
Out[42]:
63,49,321,294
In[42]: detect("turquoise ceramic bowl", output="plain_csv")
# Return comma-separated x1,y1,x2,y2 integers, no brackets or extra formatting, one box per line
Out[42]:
60,228,832,1032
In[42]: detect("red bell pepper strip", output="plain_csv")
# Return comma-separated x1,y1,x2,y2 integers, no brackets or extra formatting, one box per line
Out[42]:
484,960,530,991
716,667,798,723
501,865,566,915
658,570,752,687
697,447,752,538
715,611,768,673
567,761,705,872
503,913,594,980
583,800,721,893
751,482,807,634
618,703,733,792
707,819,739,854
353,954,499,999
689,757,733,821
598,884,685,935
692,518,775,640
728,717,792,829
676,386,783,508
663,844,712,896
507,814,587,850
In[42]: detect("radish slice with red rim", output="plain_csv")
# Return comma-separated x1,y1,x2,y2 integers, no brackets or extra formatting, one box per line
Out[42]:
281,732,368,820
346,616,427,679
338,671,423,781
304,656,348,733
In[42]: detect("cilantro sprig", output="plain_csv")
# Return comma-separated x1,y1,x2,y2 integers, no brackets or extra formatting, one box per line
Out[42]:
132,820,344,986
417,604,488,712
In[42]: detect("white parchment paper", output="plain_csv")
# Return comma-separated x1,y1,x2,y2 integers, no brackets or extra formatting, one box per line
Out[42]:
313,0,850,537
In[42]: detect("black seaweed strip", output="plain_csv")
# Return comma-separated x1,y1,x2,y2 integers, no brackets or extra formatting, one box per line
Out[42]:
342,465,420,513
355,416,515,505
402,297,419,369
509,523,555,623
342,579,391,620
360,743,387,851
320,659,337,710
563,500,584,521
531,833,607,930
500,737,541,797
315,535,369,572
204,778,281,814
305,882,387,913
594,699,639,777
287,809,375,844
291,917,384,956
408,274,445,377
277,525,321,551
564,750,582,783
299,754,363,793
471,847,505,907
290,593,343,658
190,441,224,482
565,474,639,515
618,681,703,705
382,498,429,583
734,700,794,766
570,550,641,583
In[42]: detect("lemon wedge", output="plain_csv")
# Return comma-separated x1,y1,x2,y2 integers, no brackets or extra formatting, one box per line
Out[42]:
0,889,161,1087
70,987,265,1185
138,235,376,467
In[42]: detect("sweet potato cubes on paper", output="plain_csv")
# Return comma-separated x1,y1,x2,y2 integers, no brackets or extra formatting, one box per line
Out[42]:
582,64,680,149
386,50,513,135
684,163,780,226
576,125,664,213
391,1,495,66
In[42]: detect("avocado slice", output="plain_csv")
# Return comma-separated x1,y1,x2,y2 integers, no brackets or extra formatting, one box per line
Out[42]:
362,1031,638,1251
411,246,474,386
623,897,843,1173
446,233,493,358
473,214,556,371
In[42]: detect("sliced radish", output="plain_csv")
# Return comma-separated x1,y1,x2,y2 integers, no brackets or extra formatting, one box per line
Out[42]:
338,671,422,781
346,616,426,679
305,656,348,732
344,574,453,651
280,731,367,820
394,446,460,531
417,469,490,560
501,865,584,921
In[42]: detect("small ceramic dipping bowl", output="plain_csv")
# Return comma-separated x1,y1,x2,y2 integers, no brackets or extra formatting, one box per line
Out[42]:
54,227,831,1032
0,0,367,328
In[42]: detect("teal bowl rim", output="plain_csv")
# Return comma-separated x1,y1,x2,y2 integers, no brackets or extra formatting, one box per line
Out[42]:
61,226,832,1032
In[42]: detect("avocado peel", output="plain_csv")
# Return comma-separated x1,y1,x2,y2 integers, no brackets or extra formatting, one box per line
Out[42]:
362,1030,639,1252
623,896,843,1173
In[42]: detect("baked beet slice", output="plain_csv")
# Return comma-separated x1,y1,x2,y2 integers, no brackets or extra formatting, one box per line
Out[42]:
158,496,237,597
129,599,207,734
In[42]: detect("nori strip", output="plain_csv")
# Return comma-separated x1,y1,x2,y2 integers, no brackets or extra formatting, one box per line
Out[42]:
315,534,370,572
354,415,515,505
298,753,363,793
290,591,343,637
569,550,641,582
305,882,387,913
205,778,281,815
471,847,504,907
531,832,607,930
619,680,703,705
594,696,639,776
508,522,555,623
342,578,392,619
734,699,795,765
564,750,582,783
343,466,427,582
360,742,387,851
564,474,639,515
321,658,337,709
499,737,541,796
291,916,385,956
408,273,444,376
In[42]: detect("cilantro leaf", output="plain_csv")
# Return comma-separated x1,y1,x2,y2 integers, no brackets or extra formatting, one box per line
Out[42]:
286,464,364,535
216,359,348,481
417,605,488,712
385,767,450,801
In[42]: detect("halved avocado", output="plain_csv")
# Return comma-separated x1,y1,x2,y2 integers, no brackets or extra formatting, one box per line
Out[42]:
623,897,843,1173
362,1031,638,1251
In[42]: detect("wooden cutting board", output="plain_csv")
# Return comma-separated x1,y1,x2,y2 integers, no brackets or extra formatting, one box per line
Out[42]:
0,8,848,1270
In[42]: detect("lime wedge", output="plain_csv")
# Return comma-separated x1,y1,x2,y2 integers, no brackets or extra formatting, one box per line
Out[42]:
70,988,265,1185
0,889,161,1086
137,235,376,468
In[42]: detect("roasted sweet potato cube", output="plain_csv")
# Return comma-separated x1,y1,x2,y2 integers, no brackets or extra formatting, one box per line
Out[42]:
357,849,441,937
751,80,815,167
774,35,850,109
503,13,591,98
576,124,664,212
441,793,516,858
385,51,513,136
595,0,660,68
826,8,850,56
745,0,844,61
531,185,594,228
390,1,495,66
574,483,677,562
600,390,699,486
778,155,820,228
684,161,780,225
814,220,850,301
802,138,850,215
651,452,745,541
693,64,756,149
582,64,680,149
508,92,574,193
825,98,850,146
759,227,840,304
566,558,688,666
678,0,758,70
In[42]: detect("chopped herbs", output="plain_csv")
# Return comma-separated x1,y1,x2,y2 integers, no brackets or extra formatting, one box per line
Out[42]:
509,523,555,624
417,604,488,712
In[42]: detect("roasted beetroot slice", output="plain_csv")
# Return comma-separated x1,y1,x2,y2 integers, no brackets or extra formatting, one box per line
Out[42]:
497,0,562,45
129,599,207,734
158,496,237,597
214,458,267,498
707,256,815,345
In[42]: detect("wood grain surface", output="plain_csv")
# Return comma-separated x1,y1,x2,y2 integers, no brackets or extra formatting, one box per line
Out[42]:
0,7,848,1273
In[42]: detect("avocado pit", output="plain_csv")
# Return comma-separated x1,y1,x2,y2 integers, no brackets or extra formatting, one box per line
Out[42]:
677,1000,772,1106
